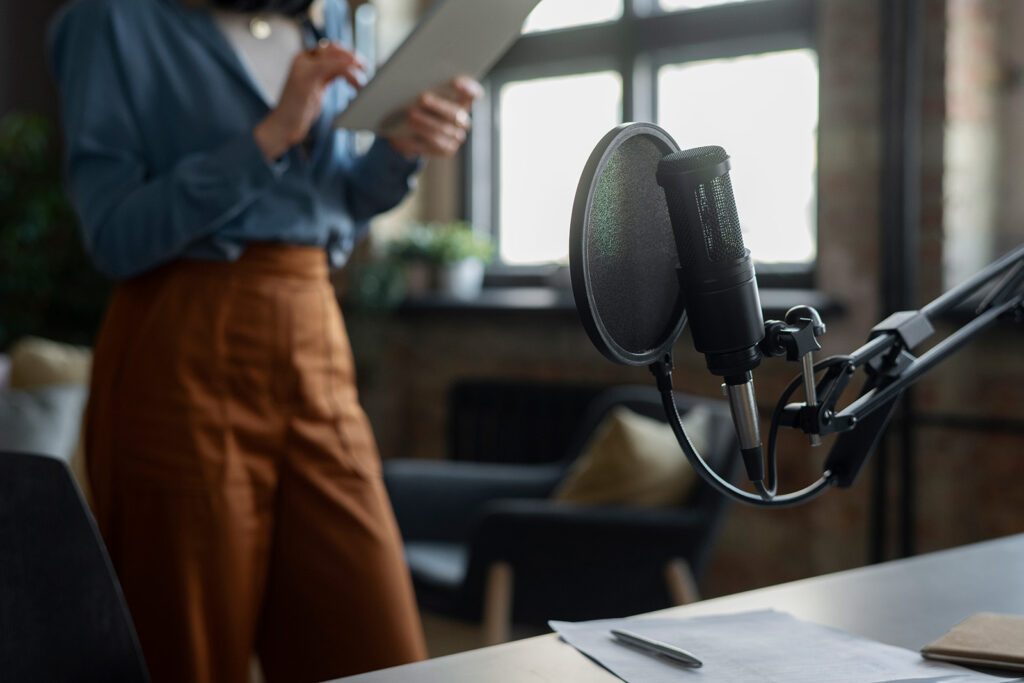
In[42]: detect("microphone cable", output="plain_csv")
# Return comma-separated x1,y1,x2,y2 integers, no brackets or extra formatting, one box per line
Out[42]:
651,358,833,509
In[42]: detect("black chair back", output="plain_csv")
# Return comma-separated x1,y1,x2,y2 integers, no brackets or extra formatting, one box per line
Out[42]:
448,381,607,464
0,452,149,682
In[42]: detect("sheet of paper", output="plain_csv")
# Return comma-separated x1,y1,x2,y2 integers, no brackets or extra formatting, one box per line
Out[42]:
333,0,542,133
550,611,1024,683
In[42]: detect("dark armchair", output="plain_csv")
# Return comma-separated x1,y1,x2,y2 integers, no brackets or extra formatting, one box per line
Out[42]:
0,452,149,682
384,383,739,644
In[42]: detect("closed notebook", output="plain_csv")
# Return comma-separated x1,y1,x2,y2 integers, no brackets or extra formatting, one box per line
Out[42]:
921,612,1024,672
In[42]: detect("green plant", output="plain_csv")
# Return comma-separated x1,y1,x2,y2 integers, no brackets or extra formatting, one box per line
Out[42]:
432,221,494,263
0,112,110,348
345,258,406,310
386,223,442,263
386,221,494,265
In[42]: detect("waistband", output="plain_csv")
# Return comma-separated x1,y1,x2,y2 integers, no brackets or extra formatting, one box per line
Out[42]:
165,243,329,282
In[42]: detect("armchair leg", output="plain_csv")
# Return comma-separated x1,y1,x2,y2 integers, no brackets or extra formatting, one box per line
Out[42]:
482,561,514,646
665,558,700,605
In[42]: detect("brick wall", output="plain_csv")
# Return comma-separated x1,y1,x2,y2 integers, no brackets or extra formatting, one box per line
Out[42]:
944,0,999,289
347,0,1024,599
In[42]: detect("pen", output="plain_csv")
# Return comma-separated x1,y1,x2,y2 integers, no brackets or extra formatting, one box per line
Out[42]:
610,629,703,668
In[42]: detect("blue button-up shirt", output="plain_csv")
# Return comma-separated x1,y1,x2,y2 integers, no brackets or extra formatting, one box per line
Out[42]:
49,0,420,279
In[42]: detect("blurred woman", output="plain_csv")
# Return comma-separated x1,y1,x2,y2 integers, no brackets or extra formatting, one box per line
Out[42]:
48,0,480,680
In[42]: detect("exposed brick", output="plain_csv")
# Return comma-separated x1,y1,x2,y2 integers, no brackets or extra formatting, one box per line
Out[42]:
346,0,1024,599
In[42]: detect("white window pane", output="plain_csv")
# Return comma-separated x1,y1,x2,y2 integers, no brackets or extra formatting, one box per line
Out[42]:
523,0,623,33
658,49,818,264
500,72,622,265
660,0,758,11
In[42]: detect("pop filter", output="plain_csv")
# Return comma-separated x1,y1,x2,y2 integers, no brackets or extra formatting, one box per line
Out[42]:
569,123,686,366
569,123,833,508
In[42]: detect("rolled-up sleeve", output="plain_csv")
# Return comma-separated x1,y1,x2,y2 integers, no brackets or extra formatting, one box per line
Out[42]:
48,0,284,279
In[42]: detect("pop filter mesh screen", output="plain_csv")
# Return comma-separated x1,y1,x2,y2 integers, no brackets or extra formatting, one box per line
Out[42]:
585,133,683,358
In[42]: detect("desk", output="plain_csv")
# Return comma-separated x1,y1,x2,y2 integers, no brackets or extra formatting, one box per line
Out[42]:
335,534,1024,682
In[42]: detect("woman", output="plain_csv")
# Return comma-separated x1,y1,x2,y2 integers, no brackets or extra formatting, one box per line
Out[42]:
48,0,480,680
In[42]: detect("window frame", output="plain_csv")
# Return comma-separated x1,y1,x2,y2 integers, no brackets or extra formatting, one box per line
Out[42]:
468,0,819,288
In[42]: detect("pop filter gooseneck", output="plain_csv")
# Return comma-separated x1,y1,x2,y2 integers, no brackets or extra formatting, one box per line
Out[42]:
570,123,831,508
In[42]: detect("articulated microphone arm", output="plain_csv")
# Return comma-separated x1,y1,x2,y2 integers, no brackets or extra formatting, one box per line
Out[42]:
652,242,1024,508
775,242,1024,489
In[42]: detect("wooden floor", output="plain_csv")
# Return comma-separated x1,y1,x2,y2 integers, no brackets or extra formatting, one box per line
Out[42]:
420,611,549,658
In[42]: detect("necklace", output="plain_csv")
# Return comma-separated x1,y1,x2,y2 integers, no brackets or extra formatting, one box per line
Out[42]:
248,14,272,40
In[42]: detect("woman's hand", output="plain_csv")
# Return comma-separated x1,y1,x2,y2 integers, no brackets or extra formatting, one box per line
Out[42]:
386,76,484,159
254,43,366,162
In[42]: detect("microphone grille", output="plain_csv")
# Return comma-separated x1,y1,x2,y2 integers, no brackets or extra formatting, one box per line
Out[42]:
659,146,745,264
698,175,744,262
659,145,729,173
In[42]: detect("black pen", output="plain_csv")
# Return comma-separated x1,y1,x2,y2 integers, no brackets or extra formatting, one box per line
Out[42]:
610,629,703,668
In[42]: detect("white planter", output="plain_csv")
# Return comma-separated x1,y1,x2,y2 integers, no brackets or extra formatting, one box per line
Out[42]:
438,258,485,300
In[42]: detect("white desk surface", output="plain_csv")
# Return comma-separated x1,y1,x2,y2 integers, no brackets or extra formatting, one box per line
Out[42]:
334,533,1024,682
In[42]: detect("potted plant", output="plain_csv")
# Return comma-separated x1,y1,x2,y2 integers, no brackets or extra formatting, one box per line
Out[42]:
0,112,110,347
386,222,494,299
386,223,439,296
432,222,494,299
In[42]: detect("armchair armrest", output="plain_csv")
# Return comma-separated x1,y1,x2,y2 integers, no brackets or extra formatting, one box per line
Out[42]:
383,459,564,542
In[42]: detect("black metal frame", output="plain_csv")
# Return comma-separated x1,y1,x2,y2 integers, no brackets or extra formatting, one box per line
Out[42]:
875,0,924,563
789,244,1024,488
646,242,1023,510
469,0,817,288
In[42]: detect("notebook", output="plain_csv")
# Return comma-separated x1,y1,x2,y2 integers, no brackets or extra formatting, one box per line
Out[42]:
333,0,542,134
921,612,1024,673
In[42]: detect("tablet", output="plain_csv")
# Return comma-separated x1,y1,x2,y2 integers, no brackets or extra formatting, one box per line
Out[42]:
332,0,542,134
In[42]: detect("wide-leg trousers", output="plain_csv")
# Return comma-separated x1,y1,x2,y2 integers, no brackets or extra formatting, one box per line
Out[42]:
84,245,427,683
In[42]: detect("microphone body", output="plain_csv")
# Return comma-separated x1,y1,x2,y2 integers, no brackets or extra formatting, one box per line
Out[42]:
656,147,766,482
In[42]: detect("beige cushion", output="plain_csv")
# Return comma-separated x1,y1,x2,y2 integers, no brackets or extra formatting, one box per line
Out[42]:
7,336,93,507
553,405,712,507
8,336,92,389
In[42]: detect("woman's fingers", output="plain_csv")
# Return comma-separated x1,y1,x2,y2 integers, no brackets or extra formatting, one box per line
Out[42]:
416,92,471,132
385,76,483,159
310,43,367,90
399,108,463,158
309,42,366,70
255,44,368,160
410,99,467,140
449,75,484,108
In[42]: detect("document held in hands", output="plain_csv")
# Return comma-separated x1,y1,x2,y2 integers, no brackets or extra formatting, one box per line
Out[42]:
333,0,543,134
550,611,1023,683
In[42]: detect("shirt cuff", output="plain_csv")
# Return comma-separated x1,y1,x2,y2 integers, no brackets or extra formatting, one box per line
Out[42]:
363,137,424,182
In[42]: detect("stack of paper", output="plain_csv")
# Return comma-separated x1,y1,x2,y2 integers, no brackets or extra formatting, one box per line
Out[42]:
550,611,1024,683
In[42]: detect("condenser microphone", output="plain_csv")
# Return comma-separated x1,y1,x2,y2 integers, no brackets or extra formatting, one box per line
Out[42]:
568,124,770,494
655,146,766,484
569,123,1020,508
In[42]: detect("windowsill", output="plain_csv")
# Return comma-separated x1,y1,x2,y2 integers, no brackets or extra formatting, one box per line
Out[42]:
395,286,844,319
398,286,575,313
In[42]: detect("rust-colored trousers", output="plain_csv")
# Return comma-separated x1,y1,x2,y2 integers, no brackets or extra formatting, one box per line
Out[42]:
85,245,427,683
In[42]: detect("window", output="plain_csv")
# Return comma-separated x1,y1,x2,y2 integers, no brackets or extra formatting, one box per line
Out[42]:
658,49,818,264
523,0,622,33
499,72,622,264
659,0,759,10
471,0,818,283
